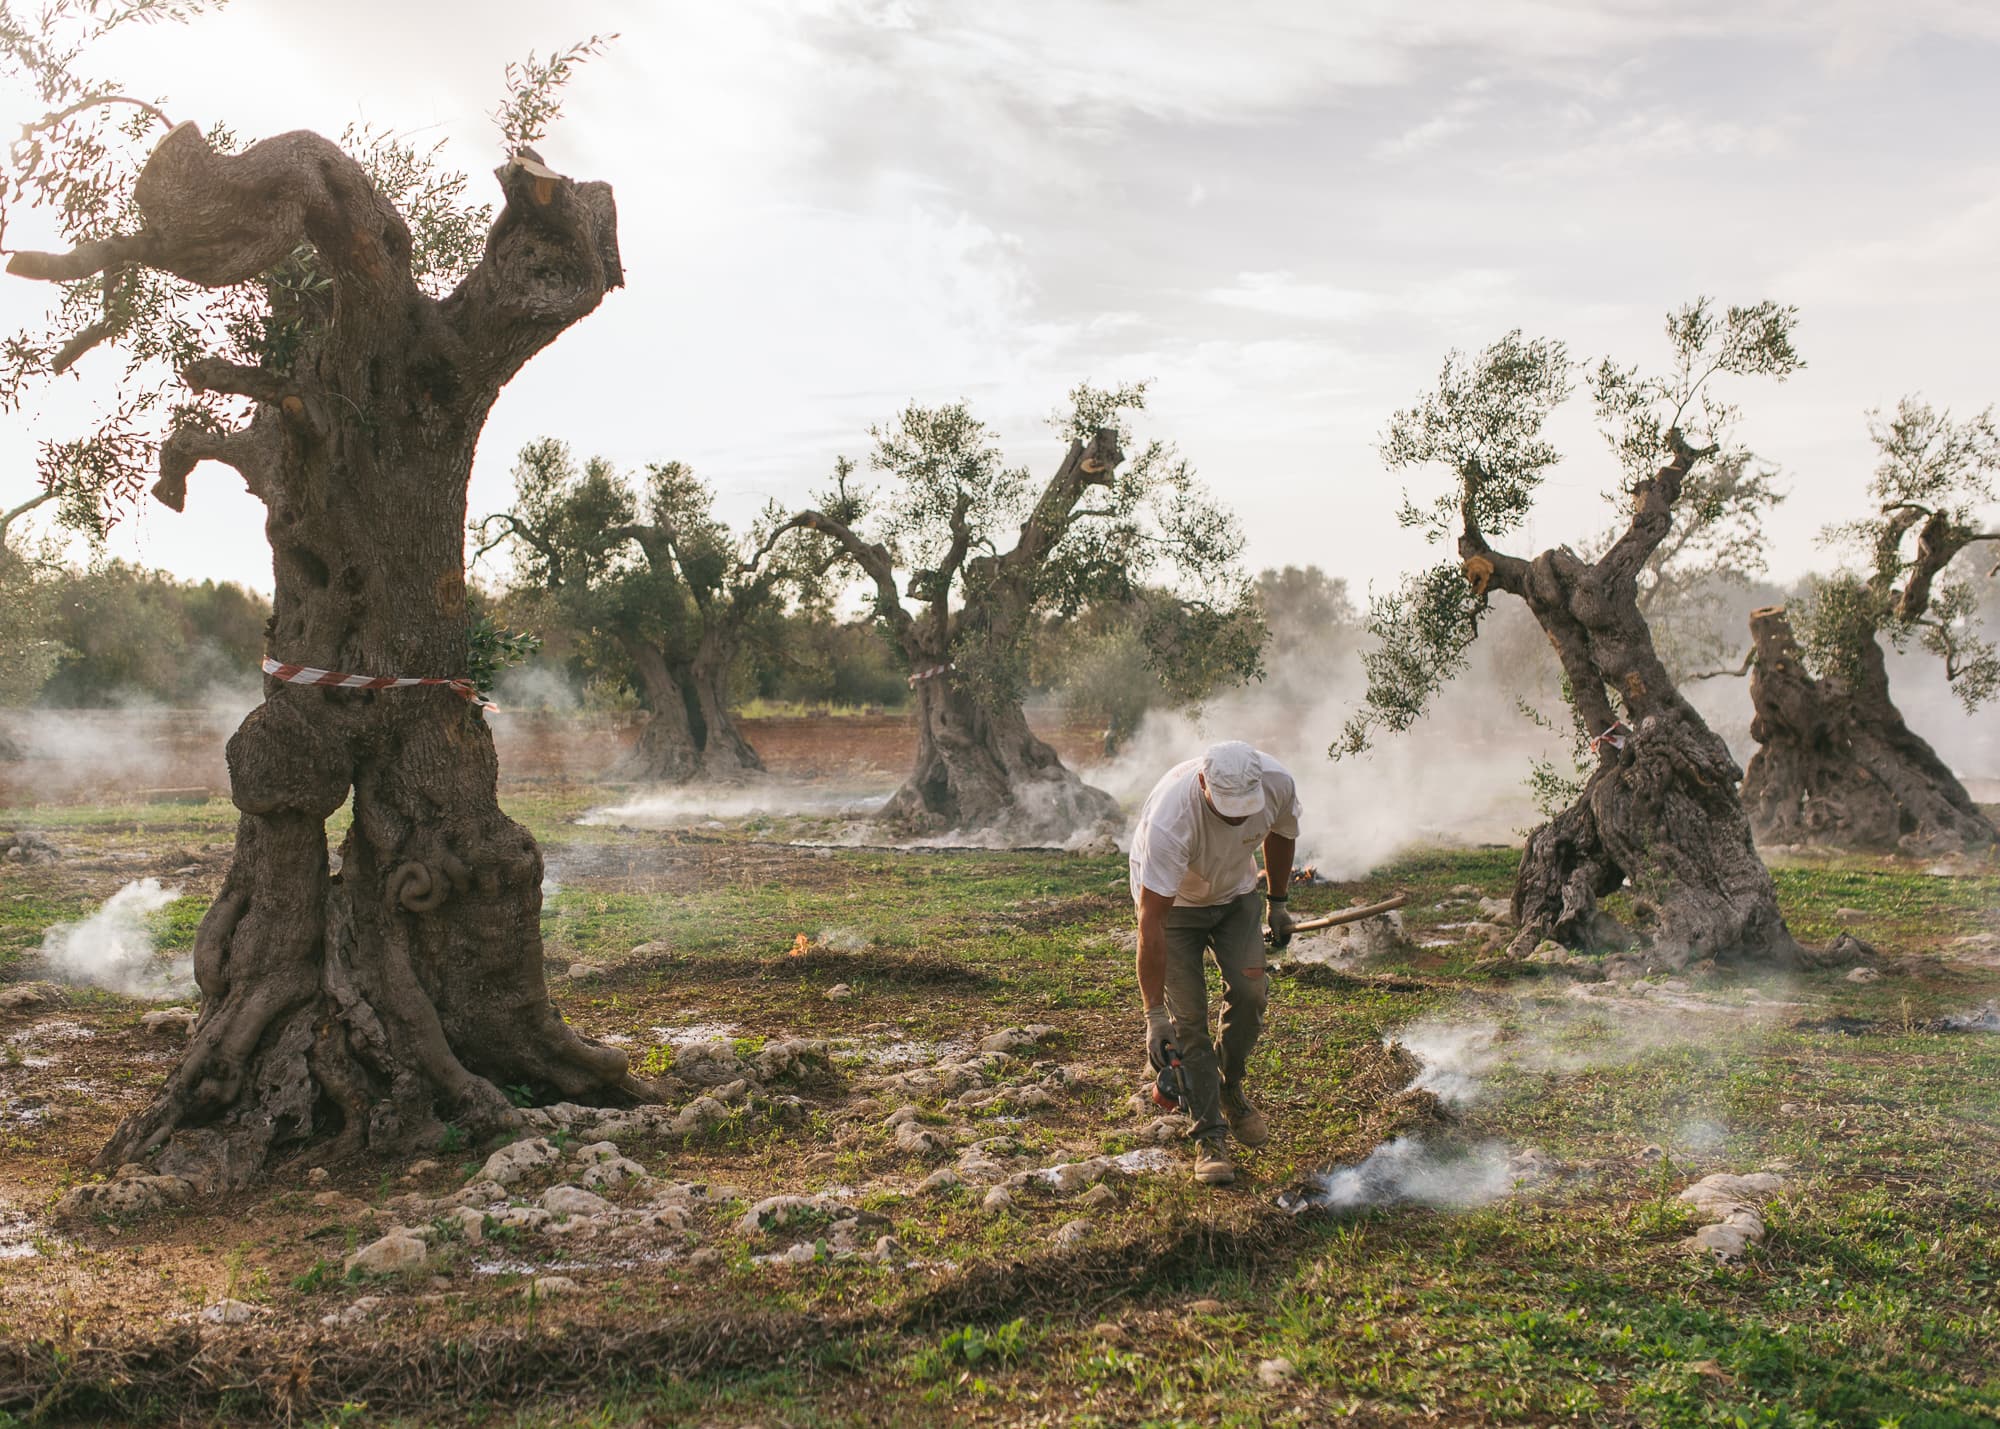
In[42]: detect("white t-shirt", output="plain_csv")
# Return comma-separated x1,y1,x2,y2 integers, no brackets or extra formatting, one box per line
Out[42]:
1128,752,1302,908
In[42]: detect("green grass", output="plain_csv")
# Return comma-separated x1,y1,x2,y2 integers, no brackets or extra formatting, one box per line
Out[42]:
3,793,1997,1426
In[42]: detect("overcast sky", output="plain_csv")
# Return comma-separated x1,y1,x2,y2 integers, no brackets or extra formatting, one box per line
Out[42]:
2,0,1997,606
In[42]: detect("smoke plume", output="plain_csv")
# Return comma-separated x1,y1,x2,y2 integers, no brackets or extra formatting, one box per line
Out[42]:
41,879,191,999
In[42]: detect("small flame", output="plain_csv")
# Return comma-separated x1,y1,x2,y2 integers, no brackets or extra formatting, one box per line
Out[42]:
790,932,810,959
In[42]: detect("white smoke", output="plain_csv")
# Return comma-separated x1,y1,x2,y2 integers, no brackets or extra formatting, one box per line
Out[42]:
1082,603,1571,878
1313,1138,1515,1210
1396,1021,1500,1107
40,878,191,999
583,786,892,828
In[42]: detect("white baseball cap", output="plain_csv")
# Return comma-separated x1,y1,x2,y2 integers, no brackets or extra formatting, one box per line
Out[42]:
1200,741,1265,818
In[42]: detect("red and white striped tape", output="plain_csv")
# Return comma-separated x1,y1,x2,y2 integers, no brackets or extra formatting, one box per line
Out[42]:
907,663,951,688
1589,720,1630,756
261,656,497,710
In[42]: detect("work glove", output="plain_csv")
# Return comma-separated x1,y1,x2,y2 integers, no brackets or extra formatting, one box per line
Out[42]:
1266,895,1297,950
1145,1006,1174,1071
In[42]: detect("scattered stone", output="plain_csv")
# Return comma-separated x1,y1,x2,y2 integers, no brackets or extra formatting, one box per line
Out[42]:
0,832,58,865
1053,1218,1091,1248
479,1137,560,1188
1257,1357,1295,1387
1078,1182,1117,1208
1678,1171,1785,1261
523,1275,582,1298
319,1295,384,1328
1073,833,1120,858
54,1173,194,1220
894,1120,950,1158
979,1025,1057,1056
140,1007,196,1037
825,983,853,1001
739,1194,847,1235
1476,896,1515,926
539,1185,612,1220
305,1167,330,1188
345,1228,427,1276
447,1207,486,1243
0,983,62,1013
1833,908,1868,923
981,1186,1014,1213
1846,966,1881,984
1189,1299,1225,1314
882,1105,921,1128
873,1235,904,1263
199,1298,261,1325
916,1168,961,1195
671,1096,731,1137
688,1247,723,1267
402,1159,440,1180
1092,1320,1130,1345
579,1156,649,1191
565,962,605,981
1779,1102,1803,1115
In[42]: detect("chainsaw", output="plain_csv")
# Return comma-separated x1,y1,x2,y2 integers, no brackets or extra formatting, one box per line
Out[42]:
1151,1041,1192,1112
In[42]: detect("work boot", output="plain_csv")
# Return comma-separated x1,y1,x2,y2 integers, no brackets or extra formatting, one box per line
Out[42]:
1221,1084,1269,1147
1194,1137,1235,1186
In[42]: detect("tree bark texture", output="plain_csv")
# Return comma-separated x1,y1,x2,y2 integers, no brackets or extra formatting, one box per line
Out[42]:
1740,606,1997,854
10,124,644,1187
881,664,1117,839
1461,440,1800,968
612,626,763,784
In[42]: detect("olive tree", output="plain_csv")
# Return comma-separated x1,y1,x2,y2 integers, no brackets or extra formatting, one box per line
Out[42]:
1340,301,1804,967
0,6,641,1188
1741,398,1998,853
763,383,1259,839
476,440,784,782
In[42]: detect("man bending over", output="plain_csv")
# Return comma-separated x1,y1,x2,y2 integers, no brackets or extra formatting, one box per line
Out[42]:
1128,740,1299,1186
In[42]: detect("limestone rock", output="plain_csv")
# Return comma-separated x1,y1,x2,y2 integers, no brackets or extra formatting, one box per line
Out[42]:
894,1120,950,1157
981,1186,1013,1213
565,962,605,982
670,1096,730,1137
1053,1219,1091,1248
579,1156,649,1191
825,983,853,1001
523,1275,582,1298
140,1006,196,1037
54,1172,194,1220
1257,1357,1295,1387
447,1207,487,1244
739,1194,846,1235
345,1229,427,1276
479,1137,561,1189
199,1298,261,1324
319,1295,384,1327
916,1168,961,1195
979,1025,1058,1056
1078,1182,1117,1208
1845,966,1881,984
539,1185,613,1219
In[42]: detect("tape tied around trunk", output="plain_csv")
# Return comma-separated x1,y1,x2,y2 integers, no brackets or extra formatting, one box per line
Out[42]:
261,656,498,710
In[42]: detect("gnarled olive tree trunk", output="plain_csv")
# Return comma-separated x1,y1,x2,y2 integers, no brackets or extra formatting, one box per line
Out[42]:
612,625,763,784
1741,605,1996,854
1468,442,1800,968
11,125,646,1188
883,655,1116,837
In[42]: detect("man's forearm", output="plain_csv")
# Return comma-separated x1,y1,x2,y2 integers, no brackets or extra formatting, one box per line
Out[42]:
1264,833,1296,898
1136,897,1170,1009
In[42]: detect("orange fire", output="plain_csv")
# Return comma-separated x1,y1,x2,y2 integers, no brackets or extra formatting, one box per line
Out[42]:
789,932,810,958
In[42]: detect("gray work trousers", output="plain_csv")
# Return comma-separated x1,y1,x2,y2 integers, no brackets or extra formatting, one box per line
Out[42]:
1162,890,1268,1142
